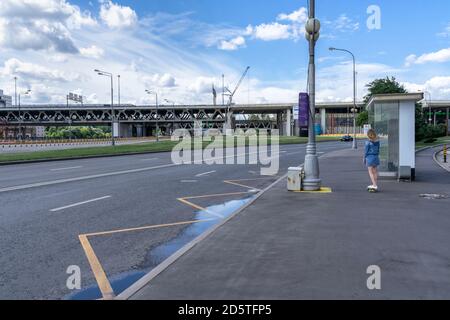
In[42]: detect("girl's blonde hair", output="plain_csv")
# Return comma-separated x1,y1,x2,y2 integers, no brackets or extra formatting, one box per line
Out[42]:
367,129,377,141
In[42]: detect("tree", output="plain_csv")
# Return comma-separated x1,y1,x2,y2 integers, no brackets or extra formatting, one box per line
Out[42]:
364,77,407,103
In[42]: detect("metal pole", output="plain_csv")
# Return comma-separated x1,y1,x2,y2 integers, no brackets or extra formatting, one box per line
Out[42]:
156,92,159,142
303,0,321,191
118,75,121,139
222,74,225,106
111,75,115,146
352,52,358,150
18,93,22,140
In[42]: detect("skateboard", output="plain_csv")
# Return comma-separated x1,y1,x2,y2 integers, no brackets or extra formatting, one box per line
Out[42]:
367,186,378,193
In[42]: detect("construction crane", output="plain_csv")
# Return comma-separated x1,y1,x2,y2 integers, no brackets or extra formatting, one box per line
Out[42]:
224,66,250,107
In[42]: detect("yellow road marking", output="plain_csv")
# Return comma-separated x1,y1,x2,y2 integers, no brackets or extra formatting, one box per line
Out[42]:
78,176,278,299
293,187,333,193
224,177,279,190
78,235,115,300
82,219,216,237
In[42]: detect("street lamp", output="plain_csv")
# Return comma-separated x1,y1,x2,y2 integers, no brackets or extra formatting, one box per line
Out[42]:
95,69,115,146
302,0,322,191
164,99,175,107
329,47,358,149
18,89,31,140
423,90,432,125
146,89,160,142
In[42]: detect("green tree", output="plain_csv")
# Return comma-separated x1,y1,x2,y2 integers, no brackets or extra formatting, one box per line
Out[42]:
364,76,407,103
356,110,368,127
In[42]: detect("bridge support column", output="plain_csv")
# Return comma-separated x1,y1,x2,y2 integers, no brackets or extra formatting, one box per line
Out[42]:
136,124,144,137
119,123,132,138
285,109,292,136
223,112,235,134
321,108,327,135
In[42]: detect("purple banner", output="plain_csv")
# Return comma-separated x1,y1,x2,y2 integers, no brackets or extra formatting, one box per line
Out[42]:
298,92,309,127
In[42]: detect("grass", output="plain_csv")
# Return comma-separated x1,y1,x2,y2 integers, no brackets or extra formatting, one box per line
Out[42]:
0,135,342,163
416,136,450,150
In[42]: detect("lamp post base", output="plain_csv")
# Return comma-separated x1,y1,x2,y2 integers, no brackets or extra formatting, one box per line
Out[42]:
303,147,322,191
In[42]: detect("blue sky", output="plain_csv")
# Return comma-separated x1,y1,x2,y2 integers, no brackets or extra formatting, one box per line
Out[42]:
1,0,450,105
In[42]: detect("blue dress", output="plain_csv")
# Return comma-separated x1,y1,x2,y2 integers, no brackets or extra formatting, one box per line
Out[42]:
365,141,380,167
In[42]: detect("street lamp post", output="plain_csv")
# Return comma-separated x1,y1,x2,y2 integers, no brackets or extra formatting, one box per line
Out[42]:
18,89,31,140
95,69,115,146
329,47,358,149
303,0,322,191
146,90,159,142
424,91,432,125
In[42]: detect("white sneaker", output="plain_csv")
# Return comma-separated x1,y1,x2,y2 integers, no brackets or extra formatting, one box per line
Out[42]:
367,185,374,190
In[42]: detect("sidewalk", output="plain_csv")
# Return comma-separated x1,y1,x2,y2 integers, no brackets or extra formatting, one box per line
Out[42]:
129,146,450,300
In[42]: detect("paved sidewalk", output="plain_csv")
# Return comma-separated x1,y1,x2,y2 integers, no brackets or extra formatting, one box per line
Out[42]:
130,146,450,300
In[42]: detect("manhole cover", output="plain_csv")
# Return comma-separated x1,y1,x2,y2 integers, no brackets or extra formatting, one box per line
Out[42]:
420,194,449,200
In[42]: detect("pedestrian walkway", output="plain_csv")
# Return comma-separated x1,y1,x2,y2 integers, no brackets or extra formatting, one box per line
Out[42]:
126,146,450,300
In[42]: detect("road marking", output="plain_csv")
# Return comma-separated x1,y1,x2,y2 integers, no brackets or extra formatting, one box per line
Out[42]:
195,170,216,177
78,235,115,300
0,163,177,194
50,196,111,212
50,166,83,171
140,158,158,161
181,180,198,183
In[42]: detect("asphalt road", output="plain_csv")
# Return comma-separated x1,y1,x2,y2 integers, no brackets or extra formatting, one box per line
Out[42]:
0,140,348,300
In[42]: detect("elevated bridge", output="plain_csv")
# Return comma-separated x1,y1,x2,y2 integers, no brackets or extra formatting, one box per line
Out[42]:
0,102,365,137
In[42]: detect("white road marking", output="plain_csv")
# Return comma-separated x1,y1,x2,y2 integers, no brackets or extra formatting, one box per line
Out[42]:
50,196,111,212
195,170,216,177
141,158,158,161
181,180,198,183
50,166,83,171
0,163,177,194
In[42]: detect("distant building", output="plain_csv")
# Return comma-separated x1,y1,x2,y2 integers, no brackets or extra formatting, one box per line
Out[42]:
0,90,13,108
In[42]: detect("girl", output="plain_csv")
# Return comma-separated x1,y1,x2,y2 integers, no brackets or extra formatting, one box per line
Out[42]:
364,129,380,192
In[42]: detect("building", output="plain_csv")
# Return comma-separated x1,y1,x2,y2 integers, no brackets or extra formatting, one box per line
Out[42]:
0,90,13,108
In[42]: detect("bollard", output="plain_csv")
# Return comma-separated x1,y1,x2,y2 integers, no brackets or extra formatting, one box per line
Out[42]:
444,145,447,163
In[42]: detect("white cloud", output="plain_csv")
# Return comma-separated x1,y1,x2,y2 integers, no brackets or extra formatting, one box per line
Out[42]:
143,73,177,88
277,7,308,24
253,23,291,41
405,48,450,66
404,76,450,99
1,58,80,82
219,36,246,51
100,0,137,29
80,45,105,59
0,0,96,53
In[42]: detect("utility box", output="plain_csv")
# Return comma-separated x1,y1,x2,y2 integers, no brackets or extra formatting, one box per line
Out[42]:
287,167,303,191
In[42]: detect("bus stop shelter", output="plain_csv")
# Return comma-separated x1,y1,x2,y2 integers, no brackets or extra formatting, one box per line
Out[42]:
367,93,424,181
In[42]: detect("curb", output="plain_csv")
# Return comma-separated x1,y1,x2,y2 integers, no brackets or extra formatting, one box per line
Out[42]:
115,173,287,300
0,149,170,166
433,148,450,172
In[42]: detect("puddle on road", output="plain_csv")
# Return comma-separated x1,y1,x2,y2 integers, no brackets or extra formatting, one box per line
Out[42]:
66,196,255,300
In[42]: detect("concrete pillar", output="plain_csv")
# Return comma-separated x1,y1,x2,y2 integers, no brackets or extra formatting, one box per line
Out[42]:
136,124,144,137
320,108,327,134
285,109,292,136
119,123,132,138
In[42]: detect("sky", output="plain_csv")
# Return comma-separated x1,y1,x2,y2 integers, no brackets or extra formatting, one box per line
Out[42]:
1,0,450,106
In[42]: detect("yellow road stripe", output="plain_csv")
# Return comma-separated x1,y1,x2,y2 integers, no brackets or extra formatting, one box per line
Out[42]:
293,187,333,193
181,191,252,200
82,219,216,237
78,235,115,300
